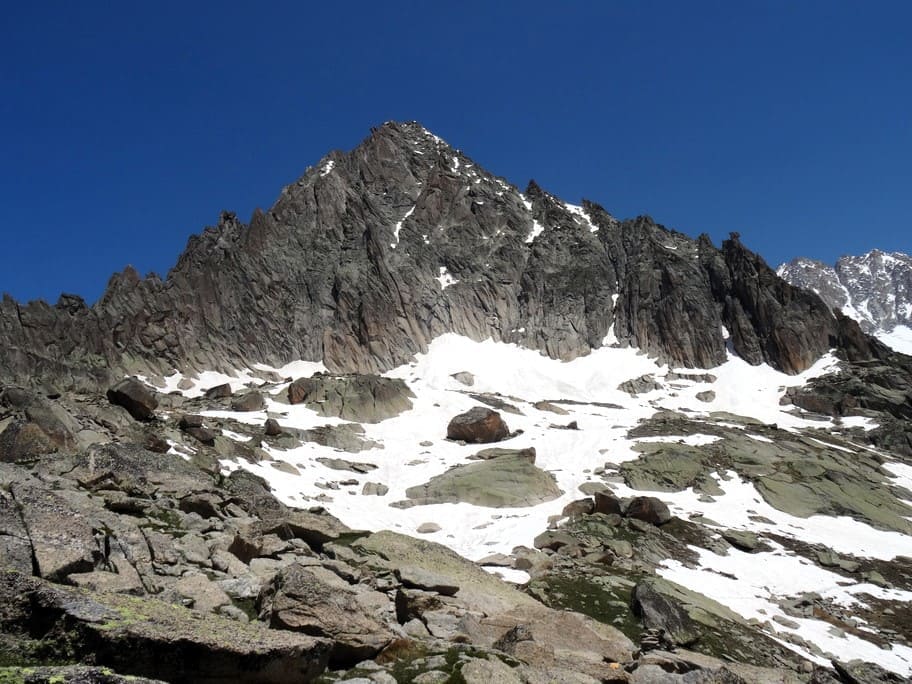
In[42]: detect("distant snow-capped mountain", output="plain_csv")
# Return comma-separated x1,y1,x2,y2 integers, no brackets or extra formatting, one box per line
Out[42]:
778,249,912,354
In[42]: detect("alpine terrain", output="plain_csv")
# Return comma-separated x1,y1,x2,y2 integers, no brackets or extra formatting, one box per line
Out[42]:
778,251,912,355
1,122,911,684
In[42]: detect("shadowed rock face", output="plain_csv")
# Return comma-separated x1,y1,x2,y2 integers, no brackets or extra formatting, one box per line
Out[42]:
0,122,886,390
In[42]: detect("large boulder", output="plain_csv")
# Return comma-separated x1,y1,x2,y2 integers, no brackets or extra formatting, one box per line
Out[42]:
0,570,331,683
257,563,395,664
287,373,413,423
231,391,266,412
106,378,159,421
631,580,702,647
626,496,673,525
0,420,56,462
403,454,562,508
446,407,510,443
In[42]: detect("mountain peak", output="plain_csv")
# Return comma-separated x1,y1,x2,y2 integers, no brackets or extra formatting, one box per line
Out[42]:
780,248,912,344
0,124,888,391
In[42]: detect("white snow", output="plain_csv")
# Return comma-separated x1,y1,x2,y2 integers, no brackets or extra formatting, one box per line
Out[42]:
391,206,415,248
878,325,912,355
198,333,912,676
525,220,545,244
319,160,335,177
563,202,598,232
436,267,458,289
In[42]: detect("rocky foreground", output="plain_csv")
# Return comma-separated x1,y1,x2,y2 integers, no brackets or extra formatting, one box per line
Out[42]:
2,341,912,683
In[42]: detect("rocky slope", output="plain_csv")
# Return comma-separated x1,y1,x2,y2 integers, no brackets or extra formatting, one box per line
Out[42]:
778,250,912,353
0,122,885,394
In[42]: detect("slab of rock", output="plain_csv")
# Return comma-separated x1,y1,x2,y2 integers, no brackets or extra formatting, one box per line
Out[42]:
0,570,331,683
0,482,38,573
395,565,460,596
451,371,475,386
11,479,100,580
533,400,569,415
301,422,381,452
446,407,510,443
106,377,159,421
403,455,562,508
257,563,395,664
287,373,413,423
722,529,763,553
469,446,535,461
316,457,377,473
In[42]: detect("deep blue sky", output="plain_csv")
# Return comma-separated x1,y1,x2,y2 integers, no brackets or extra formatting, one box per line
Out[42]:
2,2,910,305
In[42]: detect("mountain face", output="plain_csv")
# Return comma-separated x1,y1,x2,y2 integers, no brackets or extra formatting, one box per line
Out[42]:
778,250,912,348
3,122,912,682
0,121,885,391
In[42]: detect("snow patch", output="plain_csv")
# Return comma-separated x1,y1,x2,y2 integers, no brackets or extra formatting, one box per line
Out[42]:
436,267,458,289
391,206,415,248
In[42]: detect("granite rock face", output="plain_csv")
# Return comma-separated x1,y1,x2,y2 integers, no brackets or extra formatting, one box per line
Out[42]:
0,122,886,391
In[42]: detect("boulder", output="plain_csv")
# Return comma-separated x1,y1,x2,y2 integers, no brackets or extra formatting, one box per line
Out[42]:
446,407,510,443
626,496,672,525
106,378,159,421
231,391,266,412
561,498,595,518
631,581,701,647
205,383,234,399
451,371,475,386
0,420,56,462
594,490,623,515
257,563,395,664
361,482,389,496
287,373,413,423
394,565,460,596
264,418,284,436
618,374,662,395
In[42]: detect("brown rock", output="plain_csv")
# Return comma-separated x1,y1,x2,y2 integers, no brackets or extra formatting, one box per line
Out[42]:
594,490,623,515
446,407,510,444
106,378,159,421
231,391,266,412
626,496,672,525
205,383,234,399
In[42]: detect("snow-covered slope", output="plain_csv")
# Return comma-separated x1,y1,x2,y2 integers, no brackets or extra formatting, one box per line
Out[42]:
778,250,912,353
152,335,912,676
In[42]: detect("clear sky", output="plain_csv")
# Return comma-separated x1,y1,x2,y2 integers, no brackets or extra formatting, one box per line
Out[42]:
2,1,910,304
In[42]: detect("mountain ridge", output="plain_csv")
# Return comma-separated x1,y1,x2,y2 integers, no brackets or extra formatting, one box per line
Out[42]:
778,250,912,345
0,121,887,391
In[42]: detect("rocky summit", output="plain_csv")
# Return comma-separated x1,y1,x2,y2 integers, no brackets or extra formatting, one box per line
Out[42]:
779,250,912,354
2,122,912,683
